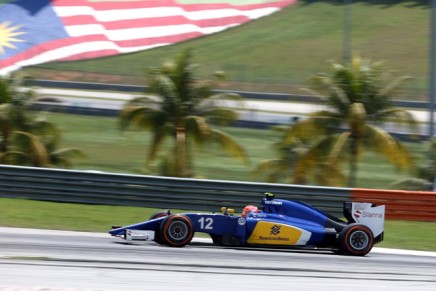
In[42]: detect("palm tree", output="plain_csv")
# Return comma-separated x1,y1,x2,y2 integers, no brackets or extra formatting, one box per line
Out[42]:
1,134,84,168
253,123,347,186
119,49,249,177
0,75,84,168
258,56,417,187
0,75,35,153
390,137,436,191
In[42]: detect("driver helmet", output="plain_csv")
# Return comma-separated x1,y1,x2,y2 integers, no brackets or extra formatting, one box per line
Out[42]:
242,205,259,218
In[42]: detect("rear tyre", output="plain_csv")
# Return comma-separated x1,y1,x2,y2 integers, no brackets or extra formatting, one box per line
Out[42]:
149,209,171,245
338,224,374,256
160,214,194,247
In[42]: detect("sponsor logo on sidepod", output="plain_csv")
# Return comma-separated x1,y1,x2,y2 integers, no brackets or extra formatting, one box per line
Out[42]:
354,210,361,219
270,225,281,236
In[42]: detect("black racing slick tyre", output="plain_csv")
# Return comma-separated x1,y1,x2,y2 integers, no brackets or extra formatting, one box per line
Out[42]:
149,209,171,245
160,214,194,247
338,224,374,256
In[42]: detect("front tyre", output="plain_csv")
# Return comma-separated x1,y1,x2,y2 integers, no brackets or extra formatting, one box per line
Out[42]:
149,209,171,220
160,215,194,247
338,224,374,256
149,209,171,245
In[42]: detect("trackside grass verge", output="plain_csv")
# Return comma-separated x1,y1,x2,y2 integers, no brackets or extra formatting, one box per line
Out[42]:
1,197,435,252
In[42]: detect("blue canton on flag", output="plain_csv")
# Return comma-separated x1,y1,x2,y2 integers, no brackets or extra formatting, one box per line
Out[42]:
0,0,68,71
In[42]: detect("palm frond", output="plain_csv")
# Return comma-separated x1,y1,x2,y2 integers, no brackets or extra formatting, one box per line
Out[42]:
292,133,349,186
375,108,418,127
211,128,250,165
204,108,239,125
146,130,167,164
0,151,27,165
119,106,163,130
126,95,161,106
326,132,350,165
315,162,348,186
185,115,210,145
11,131,49,167
377,75,413,97
293,135,329,180
50,148,86,168
365,124,413,169
281,114,337,145
251,159,289,183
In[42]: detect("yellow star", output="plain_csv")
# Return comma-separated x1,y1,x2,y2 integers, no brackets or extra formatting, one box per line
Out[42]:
0,21,26,54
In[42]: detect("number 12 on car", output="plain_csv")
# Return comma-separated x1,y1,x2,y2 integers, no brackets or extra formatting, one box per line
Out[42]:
198,217,214,230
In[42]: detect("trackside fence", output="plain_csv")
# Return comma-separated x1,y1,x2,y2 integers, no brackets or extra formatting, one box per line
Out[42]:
352,188,436,221
0,165,435,221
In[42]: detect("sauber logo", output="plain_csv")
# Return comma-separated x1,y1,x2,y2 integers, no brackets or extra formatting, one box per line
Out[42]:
270,225,281,236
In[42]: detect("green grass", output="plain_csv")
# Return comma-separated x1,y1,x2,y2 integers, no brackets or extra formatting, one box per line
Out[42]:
23,1,430,98
1,197,435,251
0,197,172,232
46,112,424,189
381,220,436,251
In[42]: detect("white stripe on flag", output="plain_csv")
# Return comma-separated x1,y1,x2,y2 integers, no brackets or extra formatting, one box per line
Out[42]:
64,24,238,40
54,6,280,22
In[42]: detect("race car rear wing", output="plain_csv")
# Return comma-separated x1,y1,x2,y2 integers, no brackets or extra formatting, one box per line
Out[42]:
343,202,385,242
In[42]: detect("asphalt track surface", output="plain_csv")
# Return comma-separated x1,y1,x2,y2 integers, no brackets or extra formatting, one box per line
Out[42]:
0,227,435,291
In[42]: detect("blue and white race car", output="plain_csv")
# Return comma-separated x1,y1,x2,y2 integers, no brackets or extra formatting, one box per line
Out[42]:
109,193,385,256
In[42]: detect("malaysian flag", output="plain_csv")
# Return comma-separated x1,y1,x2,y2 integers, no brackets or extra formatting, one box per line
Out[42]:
0,0,296,75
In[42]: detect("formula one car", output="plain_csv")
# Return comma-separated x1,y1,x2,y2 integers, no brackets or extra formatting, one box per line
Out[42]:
109,193,385,256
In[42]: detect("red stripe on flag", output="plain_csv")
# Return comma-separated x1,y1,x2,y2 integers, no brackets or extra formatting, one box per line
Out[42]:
114,31,202,48
60,14,250,29
0,30,206,68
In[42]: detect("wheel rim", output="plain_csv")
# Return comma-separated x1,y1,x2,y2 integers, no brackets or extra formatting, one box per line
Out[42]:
349,230,369,250
168,220,188,241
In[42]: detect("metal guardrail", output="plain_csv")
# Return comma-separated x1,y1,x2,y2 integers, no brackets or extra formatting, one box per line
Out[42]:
32,79,428,109
2,165,435,221
352,188,436,221
0,165,349,216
